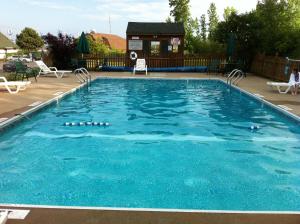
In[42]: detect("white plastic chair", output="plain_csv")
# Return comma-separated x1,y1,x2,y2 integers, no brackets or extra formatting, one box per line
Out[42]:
0,77,31,94
35,61,72,78
133,59,148,75
266,82,298,94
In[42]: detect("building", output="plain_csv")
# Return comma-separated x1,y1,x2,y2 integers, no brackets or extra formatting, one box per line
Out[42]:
0,32,18,60
89,32,126,52
126,22,185,67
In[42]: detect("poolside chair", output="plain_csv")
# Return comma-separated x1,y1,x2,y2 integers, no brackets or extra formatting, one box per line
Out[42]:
15,61,38,82
207,59,221,75
0,76,31,94
133,59,147,75
266,82,294,94
35,61,72,78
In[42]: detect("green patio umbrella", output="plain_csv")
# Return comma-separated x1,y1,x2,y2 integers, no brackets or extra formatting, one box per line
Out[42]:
77,32,90,59
226,32,236,61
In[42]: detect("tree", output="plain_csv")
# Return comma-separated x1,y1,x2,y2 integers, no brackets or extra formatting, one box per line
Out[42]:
169,0,200,52
169,0,191,24
256,0,296,55
86,35,110,54
287,0,300,27
16,27,44,52
207,3,219,39
199,14,207,40
43,32,76,69
223,7,237,21
214,12,262,67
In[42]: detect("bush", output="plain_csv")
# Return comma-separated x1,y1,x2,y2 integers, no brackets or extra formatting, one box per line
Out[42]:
43,32,76,69
191,37,225,55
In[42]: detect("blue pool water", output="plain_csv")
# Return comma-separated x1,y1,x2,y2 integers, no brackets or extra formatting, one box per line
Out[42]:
0,78,300,211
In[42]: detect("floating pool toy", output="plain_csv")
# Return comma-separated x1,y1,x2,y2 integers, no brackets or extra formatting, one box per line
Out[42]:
64,122,110,127
250,125,260,130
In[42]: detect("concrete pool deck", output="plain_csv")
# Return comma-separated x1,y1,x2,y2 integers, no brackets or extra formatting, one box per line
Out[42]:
0,72,299,120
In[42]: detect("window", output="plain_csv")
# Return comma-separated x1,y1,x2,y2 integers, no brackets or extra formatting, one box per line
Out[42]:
150,41,160,55
128,40,143,50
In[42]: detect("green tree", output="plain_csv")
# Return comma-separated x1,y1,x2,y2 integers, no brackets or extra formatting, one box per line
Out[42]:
287,0,300,27
256,0,295,55
169,0,200,52
86,35,110,54
16,27,44,52
199,14,207,40
169,0,191,24
223,6,237,21
214,12,262,67
207,3,219,39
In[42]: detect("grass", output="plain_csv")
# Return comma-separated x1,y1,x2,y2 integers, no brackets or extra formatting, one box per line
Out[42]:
0,71,21,81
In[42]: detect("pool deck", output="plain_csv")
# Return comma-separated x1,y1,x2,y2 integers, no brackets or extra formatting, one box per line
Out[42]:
0,72,299,121
0,71,300,224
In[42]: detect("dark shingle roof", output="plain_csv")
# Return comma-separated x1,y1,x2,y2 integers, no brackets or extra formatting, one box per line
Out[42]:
0,32,17,49
126,22,185,35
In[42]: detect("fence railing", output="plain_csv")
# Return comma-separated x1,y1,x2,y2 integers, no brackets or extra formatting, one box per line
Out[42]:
250,54,299,81
82,53,226,70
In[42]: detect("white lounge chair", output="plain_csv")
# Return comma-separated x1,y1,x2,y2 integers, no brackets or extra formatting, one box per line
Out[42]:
0,77,31,94
133,59,148,75
266,82,295,94
35,61,72,78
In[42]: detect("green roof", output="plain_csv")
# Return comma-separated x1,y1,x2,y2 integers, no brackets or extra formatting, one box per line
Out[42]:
0,32,17,49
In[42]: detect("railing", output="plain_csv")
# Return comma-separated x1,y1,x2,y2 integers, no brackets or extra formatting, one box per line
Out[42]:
226,69,245,86
74,68,91,83
81,53,226,70
250,53,300,81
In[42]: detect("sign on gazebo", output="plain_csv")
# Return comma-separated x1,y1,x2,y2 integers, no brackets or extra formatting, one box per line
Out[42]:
128,40,143,50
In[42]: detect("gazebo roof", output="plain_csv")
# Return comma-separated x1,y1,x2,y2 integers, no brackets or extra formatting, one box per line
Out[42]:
126,22,185,35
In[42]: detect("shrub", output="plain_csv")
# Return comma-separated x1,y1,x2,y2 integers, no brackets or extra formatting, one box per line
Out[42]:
43,32,77,69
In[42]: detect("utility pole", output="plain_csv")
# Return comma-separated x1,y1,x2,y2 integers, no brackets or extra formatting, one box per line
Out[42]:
109,15,111,34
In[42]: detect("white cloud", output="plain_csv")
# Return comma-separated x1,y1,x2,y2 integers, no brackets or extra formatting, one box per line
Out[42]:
6,0,258,37
92,0,169,22
19,0,79,11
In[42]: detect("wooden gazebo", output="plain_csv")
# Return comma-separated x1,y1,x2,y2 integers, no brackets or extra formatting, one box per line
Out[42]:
126,22,185,67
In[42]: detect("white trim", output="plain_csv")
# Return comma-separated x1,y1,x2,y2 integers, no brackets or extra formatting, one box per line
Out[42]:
28,101,42,107
53,91,64,96
0,209,30,220
1,204,300,214
0,118,8,123
278,105,293,111
0,82,86,129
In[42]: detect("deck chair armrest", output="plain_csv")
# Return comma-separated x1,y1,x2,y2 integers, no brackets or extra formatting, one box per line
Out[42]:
49,67,58,71
0,77,8,82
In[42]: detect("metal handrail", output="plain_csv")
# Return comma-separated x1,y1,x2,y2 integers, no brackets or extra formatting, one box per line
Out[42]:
74,68,91,83
226,69,239,84
226,69,245,86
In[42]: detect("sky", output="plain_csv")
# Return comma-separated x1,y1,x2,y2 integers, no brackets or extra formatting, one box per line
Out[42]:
0,0,258,39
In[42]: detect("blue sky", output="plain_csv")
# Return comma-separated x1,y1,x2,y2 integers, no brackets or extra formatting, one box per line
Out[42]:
0,0,257,39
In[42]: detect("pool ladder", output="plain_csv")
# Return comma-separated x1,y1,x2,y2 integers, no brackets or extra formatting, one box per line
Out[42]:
74,68,91,83
226,69,245,86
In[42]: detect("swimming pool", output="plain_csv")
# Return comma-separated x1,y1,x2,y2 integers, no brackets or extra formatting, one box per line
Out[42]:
0,78,299,211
